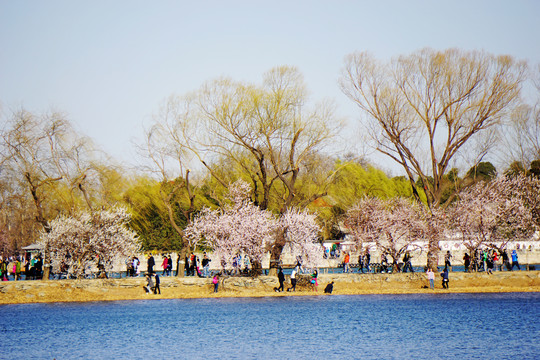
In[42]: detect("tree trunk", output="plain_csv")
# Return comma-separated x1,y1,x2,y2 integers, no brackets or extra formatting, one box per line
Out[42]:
426,239,439,270
43,265,50,281
176,247,187,277
268,229,286,277
250,260,263,277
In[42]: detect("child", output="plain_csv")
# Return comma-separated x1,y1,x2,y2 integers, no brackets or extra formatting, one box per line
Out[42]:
212,274,219,293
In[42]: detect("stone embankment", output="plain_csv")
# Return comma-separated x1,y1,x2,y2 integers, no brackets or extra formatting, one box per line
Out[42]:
1,271,538,305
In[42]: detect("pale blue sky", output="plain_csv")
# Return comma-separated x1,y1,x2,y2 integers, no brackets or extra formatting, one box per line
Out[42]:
1,0,539,174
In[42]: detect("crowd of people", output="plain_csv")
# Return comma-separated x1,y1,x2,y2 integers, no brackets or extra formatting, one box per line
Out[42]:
334,247,527,275
0,254,44,281
0,246,530,283
462,248,521,273
185,252,214,277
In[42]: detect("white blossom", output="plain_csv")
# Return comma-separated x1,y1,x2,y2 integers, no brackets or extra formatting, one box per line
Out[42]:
279,208,322,269
40,207,140,278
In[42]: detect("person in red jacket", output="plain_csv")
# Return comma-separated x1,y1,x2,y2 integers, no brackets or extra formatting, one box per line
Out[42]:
161,256,168,276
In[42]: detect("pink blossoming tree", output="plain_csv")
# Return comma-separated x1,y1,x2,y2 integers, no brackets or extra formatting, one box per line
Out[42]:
185,181,277,274
185,180,323,275
278,208,322,269
344,197,429,271
448,175,537,252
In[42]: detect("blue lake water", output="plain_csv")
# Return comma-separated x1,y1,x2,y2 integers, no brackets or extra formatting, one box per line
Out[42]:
0,293,538,359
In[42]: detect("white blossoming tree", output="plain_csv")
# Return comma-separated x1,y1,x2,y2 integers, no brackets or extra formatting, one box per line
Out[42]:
40,207,140,278
278,208,323,270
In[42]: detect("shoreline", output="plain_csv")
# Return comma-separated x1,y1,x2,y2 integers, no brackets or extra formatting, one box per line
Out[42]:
1,271,538,305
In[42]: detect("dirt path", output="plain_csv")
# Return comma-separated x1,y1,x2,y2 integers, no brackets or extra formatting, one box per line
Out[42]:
1,271,538,304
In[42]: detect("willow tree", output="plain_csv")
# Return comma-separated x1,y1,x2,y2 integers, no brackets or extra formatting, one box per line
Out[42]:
340,48,527,266
1,110,69,233
0,108,125,278
152,66,341,275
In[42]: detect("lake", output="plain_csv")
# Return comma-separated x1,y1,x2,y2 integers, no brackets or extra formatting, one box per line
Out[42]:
0,292,538,359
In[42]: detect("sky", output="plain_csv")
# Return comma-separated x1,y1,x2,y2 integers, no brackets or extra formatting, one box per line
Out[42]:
1,0,539,175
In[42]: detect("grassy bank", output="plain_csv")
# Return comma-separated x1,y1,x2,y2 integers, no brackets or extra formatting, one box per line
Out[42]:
1,271,538,305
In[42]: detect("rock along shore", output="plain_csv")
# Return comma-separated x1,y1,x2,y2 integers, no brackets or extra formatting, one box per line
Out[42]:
0,271,539,305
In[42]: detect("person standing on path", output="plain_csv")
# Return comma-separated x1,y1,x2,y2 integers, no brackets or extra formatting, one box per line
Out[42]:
463,253,470,272
365,249,371,273
502,249,510,270
202,253,211,278
511,250,520,270
426,267,435,289
402,251,413,273
14,258,21,281
153,273,161,294
482,249,488,272
287,266,297,292
212,274,219,293
133,257,140,276
161,256,168,276
358,253,364,273
486,253,494,275
147,254,155,274
343,252,350,273
0,258,7,281
276,267,285,292
444,251,452,271
167,255,173,275
492,250,499,272
295,256,304,274
441,267,449,289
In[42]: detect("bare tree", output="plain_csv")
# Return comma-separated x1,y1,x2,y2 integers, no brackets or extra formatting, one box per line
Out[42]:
0,108,115,221
1,110,67,232
340,48,527,265
340,48,526,208
183,67,342,210
499,64,540,168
